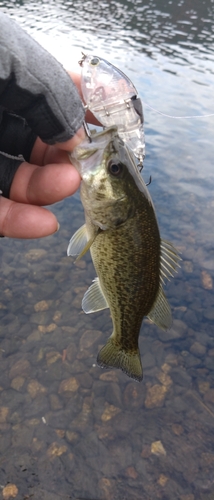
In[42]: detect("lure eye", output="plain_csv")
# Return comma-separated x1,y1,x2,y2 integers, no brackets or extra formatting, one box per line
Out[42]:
90,57,100,66
108,161,123,177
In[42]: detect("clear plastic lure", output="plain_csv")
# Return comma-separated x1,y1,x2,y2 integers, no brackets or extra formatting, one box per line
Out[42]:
79,53,145,165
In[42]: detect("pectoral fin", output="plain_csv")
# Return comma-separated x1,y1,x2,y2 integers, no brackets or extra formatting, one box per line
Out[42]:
67,224,95,260
82,277,109,314
147,285,172,330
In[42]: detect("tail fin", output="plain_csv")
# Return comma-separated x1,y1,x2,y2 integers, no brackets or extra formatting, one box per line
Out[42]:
97,338,143,382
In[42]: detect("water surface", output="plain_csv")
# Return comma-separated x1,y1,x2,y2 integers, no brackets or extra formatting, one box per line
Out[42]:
0,1,214,499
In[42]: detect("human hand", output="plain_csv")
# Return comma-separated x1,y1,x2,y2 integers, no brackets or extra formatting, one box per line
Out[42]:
0,127,85,238
0,14,102,239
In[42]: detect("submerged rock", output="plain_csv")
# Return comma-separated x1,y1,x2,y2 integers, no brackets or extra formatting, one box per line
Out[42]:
145,384,168,409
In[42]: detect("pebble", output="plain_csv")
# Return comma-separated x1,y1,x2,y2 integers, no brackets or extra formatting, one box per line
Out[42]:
200,452,214,467
27,380,47,399
30,311,51,325
180,495,195,500
151,440,166,456
10,376,25,391
161,362,172,373
2,484,18,499
98,477,115,500
9,359,30,379
101,403,121,422
204,356,214,370
198,381,210,394
26,330,43,342
190,341,206,356
99,370,119,383
38,323,57,333
34,300,51,312
24,248,47,260
201,270,213,290
183,261,193,273
157,474,168,486
126,466,138,479
95,423,115,441
58,377,80,393
170,367,192,387
172,424,184,436
105,383,122,407
204,389,214,404
65,342,77,363
79,329,102,350
65,430,79,443
144,384,168,408
141,445,151,458
203,308,214,320
183,353,202,368
141,352,156,369
52,310,62,322
75,259,86,269
76,372,93,389
157,370,173,387
49,394,63,411
47,442,67,458
55,429,65,439
123,382,145,409
46,351,62,366
0,407,9,423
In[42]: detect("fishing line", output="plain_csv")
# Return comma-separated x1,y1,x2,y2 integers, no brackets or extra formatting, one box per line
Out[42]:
143,102,214,119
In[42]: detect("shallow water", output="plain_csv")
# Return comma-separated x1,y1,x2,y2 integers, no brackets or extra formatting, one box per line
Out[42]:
0,1,214,499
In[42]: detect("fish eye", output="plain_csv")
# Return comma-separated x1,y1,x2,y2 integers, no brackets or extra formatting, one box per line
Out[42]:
108,161,123,177
90,57,100,66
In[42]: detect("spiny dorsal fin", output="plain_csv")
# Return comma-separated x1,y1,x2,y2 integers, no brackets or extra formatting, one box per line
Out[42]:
82,277,109,314
160,239,182,284
147,285,172,330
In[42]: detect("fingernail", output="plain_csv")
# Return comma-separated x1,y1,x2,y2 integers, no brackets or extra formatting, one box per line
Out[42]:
55,222,60,233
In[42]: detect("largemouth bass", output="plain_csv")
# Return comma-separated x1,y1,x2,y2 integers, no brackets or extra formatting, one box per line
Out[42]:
68,127,180,382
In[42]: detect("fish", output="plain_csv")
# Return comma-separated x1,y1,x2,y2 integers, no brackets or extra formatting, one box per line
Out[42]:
79,53,145,164
67,126,181,382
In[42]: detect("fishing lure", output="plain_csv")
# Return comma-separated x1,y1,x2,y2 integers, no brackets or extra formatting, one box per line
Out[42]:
79,53,145,168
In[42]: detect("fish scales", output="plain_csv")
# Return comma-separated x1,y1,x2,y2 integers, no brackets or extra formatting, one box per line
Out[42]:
68,126,181,382
90,205,161,346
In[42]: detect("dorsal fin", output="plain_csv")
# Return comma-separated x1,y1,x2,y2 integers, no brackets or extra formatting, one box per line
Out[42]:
160,239,181,284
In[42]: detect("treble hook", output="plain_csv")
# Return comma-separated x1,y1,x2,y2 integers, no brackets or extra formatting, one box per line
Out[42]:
83,121,92,143
78,52,87,66
146,176,152,186
137,155,144,172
